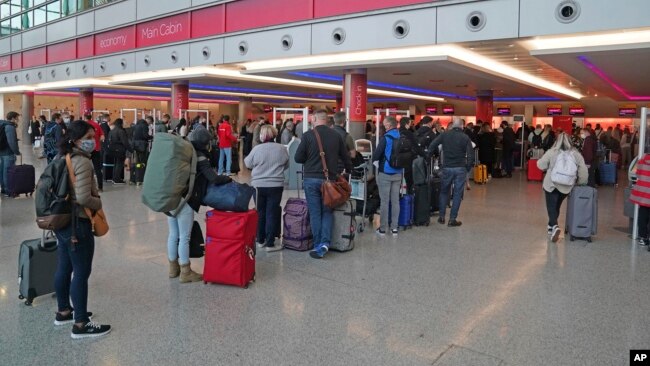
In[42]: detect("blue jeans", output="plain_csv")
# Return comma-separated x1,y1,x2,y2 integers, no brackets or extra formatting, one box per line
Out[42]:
0,154,16,193
254,186,284,246
439,167,468,221
218,147,232,175
167,203,195,265
303,178,333,247
54,218,95,323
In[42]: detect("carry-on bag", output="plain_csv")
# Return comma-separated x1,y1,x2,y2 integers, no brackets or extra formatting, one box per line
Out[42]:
598,152,617,185
102,151,114,182
413,184,431,226
204,210,257,288
390,194,414,230
188,221,205,258
565,185,598,242
203,181,254,212
18,231,57,305
429,174,442,214
527,159,544,181
473,164,488,184
7,156,35,197
282,197,314,251
330,200,357,252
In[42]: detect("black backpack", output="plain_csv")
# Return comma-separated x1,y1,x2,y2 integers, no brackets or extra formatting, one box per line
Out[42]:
531,133,542,148
35,158,72,230
0,122,7,151
386,134,413,169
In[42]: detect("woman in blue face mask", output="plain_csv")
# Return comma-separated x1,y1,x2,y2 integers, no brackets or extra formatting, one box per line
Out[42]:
54,120,111,340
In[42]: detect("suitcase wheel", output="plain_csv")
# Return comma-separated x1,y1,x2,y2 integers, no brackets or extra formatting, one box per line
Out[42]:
587,237,592,243
24,299,33,306
18,294,24,300
570,236,575,242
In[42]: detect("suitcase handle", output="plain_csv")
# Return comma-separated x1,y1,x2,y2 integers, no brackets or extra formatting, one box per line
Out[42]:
40,231,57,252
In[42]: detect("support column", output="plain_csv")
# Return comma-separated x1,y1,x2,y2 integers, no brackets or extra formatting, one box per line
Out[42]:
78,88,93,118
171,81,189,119
238,96,253,124
335,93,343,112
343,69,367,140
476,90,494,125
21,92,34,144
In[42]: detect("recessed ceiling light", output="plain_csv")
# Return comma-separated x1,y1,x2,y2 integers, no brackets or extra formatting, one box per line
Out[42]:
513,56,519,60
508,44,514,47
594,93,598,97
537,68,543,72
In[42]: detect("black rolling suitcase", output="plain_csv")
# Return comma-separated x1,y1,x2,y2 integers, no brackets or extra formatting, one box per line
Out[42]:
7,157,35,197
102,151,114,182
414,184,431,226
230,143,240,174
18,232,58,306
129,152,146,185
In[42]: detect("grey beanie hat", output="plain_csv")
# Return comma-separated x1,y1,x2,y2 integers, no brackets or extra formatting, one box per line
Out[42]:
188,127,211,147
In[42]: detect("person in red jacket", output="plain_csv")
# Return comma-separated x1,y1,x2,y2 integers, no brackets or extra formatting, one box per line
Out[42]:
631,153,650,249
217,115,238,176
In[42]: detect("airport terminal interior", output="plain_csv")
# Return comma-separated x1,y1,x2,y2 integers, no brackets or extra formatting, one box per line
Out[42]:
0,0,649,365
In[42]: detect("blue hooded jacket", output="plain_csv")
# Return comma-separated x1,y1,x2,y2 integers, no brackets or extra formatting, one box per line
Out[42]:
372,128,402,175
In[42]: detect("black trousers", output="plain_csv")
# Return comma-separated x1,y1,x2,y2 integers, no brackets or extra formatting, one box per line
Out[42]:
91,150,103,190
545,188,567,227
638,206,650,239
113,155,125,183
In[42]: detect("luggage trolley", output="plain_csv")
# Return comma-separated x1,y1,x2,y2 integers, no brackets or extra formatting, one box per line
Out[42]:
350,161,369,233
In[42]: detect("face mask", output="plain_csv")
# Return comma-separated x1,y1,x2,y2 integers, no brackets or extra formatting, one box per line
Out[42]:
580,133,587,139
80,139,95,153
63,118,70,123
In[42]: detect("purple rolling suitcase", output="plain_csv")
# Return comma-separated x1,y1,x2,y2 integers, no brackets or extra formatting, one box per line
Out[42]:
8,157,35,197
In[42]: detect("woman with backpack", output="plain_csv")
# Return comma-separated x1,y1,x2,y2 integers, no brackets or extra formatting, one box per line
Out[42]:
54,120,111,339
166,128,232,283
244,125,289,252
537,133,588,243
372,116,403,236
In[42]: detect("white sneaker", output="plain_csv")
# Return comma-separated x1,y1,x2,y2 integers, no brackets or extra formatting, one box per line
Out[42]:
265,245,283,252
551,225,561,243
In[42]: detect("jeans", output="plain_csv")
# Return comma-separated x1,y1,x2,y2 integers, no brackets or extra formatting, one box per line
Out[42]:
218,147,232,175
303,178,333,247
622,146,632,169
54,219,95,323
167,203,195,265
0,154,16,193
544,188,567,227
91,151,103,190
254,186,284,246
377,172,402,231
439,167,467,221
502,148,514,174
638,206,650,239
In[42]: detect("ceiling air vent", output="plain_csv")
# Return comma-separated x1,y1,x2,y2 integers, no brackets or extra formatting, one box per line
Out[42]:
556,1,581,23
332,28,346,45
466,11,486,32
393,20,410,39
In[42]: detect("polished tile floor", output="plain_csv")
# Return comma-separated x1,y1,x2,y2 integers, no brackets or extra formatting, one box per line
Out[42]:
0,147,645,366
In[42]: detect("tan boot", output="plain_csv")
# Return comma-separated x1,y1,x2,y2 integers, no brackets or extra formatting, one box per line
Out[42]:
169,260,180,278
179,263,203,283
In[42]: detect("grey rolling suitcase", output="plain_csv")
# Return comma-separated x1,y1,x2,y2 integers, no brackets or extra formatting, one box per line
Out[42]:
18,232,58,305
565,186,598,242
330,200,357,252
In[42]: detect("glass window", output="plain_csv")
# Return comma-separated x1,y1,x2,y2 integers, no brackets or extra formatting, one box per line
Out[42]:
10,0,23,15
0,19,10,36
10,14,20,32
1,3,10,19
62,0,77,16
32,5,44,25
21,11,30,28
46,0,59,21
32,0,48,7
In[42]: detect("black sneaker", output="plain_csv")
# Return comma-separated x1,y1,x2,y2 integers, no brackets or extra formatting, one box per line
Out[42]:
437,217,445,225
54,311,93,326
71,321,111,339
448,220,462,227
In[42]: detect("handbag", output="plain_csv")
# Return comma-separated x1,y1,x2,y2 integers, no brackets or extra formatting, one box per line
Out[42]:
66,154,110,237
313,128,351,209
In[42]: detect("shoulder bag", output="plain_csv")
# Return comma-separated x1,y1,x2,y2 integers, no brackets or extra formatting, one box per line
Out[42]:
313,128,351,209
66,154,109,237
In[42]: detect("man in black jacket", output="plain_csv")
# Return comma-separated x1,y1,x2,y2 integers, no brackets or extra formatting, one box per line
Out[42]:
415,116,436,153
427,118,474,227
501,121,516,178
295,109,352,259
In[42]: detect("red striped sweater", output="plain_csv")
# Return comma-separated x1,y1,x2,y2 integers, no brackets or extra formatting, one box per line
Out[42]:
631,154,650,207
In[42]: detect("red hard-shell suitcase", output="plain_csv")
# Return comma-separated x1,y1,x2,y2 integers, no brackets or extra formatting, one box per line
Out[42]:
8,161,35,197
204,210,257,288
527,159,544,181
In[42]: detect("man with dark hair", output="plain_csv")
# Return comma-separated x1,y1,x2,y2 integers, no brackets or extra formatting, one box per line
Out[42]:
0,111,21,196
43,113,64,163
332,111,356,172
155,114,171,134
501,121,516,178
295,109,352,259
84,114,105,190
416,116,436,153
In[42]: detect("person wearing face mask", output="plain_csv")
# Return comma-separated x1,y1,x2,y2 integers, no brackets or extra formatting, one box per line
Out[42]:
580,128,597,187
53,120,111,339
245,125,289,252
62,113,72,129
84,114,105,191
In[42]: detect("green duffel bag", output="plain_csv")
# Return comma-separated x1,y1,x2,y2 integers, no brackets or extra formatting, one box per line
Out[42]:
142,133,197,216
